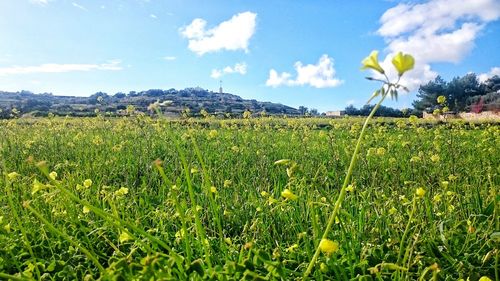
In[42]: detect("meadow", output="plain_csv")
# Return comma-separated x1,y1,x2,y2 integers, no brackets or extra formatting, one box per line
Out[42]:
0,116,498,280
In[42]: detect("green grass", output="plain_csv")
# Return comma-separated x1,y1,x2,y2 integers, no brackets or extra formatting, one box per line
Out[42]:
0,116,498,280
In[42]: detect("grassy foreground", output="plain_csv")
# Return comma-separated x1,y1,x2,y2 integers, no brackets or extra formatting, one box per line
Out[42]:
0,116,499,280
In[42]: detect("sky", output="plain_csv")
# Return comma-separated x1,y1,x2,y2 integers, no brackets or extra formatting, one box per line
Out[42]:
0,0,499,112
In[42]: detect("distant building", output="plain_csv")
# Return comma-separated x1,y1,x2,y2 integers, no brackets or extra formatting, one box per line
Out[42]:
219,80,223,94
325,110,345,117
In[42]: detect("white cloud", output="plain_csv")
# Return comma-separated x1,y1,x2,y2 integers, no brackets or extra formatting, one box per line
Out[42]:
163,56,176,61
376,0,500,90
72,2,88,11
180,12,257,55
150,14,157,19
266,55,343,88
211,62,247,79
30,0,51,5
479,67,500,82
0,60,123,76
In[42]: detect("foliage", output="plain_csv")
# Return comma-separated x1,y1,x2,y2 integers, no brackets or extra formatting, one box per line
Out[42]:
413,74,500,114
0,116,498,280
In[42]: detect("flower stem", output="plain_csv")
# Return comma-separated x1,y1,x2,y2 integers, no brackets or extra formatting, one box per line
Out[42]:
303,92,388,279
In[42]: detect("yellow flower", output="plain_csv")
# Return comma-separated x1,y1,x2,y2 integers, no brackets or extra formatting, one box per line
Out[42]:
83,179,92,188
433,194,442,202
119,231,132,243
430,154,440,162
391,52,415,76
479,277,492,281
376,147,386,156
224,180,232,187
345,185,355,192
115,187,129,196
319,239,339,255
7,172,20,181
441,181,449,188
416,187,426,198
281,189,298,200
208,129,218,139
82,206,90,214
260,191,269,197
361,50,385,74
389,207,397,215
437,95,446,105
31,179,45,195
210,186,217,193
286,243,299,253
49,171,57,180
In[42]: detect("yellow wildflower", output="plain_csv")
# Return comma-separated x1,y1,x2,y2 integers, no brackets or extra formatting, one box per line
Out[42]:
119,231,132,243
49,171,57,181
389,207,397,215
361,50,385,74
416,187,426,198
83,179,92,188
82,206,90,214
281,189,298,200
7,172,20,181
319,239,339,255
115,187,129,196
210,186,217,193
345,185,355,192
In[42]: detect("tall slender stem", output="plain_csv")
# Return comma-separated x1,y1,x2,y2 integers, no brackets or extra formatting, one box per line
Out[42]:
303,91,388,279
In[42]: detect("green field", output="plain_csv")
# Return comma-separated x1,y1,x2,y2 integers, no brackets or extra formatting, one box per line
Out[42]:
0,116,499,280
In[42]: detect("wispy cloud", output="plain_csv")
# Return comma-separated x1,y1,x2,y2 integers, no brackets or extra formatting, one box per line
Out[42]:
30,0,51,5
266,55,343,88
72,2,88,11
376,0,500,90
150,14,157,19
163,56,177,61
211,62,247,79
0,60,123,76
180,11,257,55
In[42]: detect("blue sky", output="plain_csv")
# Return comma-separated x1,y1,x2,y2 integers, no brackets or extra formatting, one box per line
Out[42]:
0,0,499,112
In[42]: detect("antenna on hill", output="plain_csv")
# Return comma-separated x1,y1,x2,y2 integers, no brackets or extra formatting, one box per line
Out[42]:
219,80,223,94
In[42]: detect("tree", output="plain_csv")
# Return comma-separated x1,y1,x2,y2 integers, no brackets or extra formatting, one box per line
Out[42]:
412,76,446,113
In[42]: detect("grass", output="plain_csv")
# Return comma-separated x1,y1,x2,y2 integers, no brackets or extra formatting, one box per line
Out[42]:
0,115,498,280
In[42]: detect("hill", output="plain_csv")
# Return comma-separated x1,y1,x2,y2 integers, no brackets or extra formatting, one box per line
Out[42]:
0,88,300,118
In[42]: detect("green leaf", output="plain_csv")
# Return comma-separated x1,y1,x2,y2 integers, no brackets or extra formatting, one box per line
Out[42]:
391,52,415,76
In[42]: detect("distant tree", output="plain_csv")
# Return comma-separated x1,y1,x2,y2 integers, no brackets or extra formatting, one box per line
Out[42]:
114,92,126,99
309,108,319,116
298,106,308,115
412,76,447,113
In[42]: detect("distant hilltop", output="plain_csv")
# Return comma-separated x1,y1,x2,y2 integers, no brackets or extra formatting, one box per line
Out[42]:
0,88,300,118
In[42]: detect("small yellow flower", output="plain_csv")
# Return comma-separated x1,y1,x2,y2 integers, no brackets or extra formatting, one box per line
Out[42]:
208,129,218,139
433,194,442,202
389,207,397,215
416,187,426,198
286,243,299,253
82,206,90,214
281,189,298,200
83,179,92,188
49,171,57,181
223,180,232,187
319,239,339,255
119,231,132,243
479,277,492,281
4,223,11,233
441,181,449,188
7,172,20,181
376,147,386,156
115,187,129,196
210,186,217,193
345,185,355,192
190,167,198,174
430,154,440,163
32,179,45,195
437,95,446,105
260,191,269,197
361,50,385,74
391,52,415,76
